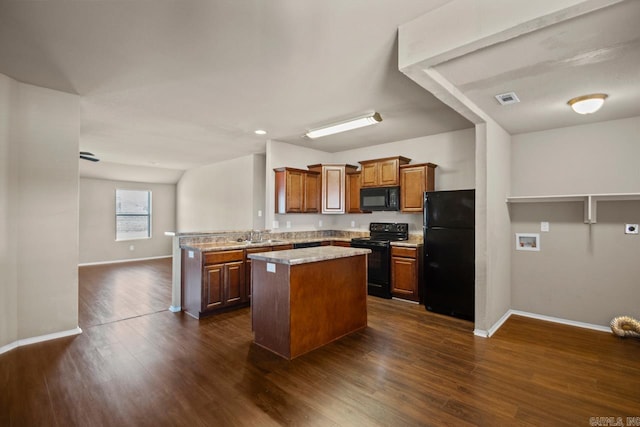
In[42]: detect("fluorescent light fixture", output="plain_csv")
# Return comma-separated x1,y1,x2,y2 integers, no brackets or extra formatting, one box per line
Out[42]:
567,93,608,114
305,112,382,139
254,129,267,135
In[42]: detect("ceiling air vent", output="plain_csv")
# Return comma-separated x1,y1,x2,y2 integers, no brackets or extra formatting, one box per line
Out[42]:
495,92,520,106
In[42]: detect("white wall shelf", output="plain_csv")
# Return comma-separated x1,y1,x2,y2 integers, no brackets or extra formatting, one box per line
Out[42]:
506,193,640,224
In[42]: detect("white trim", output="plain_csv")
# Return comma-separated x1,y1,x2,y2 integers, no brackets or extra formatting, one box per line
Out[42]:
476,309,610,339
509,310,610,333
0,327,83,356
78,255,171,267
474,309,513,338
169,305,181,313
0,341,18,355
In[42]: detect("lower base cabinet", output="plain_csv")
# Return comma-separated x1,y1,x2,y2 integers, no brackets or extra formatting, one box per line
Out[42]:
183,249,248,318
391,246,422,302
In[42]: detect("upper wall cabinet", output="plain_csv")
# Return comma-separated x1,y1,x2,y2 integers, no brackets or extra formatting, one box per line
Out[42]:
400,163,437,212
308,164,358,214
274,167,321,213
359,156,411,188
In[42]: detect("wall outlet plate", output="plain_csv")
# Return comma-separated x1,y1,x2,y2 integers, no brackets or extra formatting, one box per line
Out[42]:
625,224,638,234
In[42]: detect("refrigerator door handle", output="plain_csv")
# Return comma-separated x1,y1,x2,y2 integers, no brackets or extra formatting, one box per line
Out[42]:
423,193,429,228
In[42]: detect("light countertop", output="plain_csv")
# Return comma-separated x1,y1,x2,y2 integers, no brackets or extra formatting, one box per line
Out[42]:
247,246,371,265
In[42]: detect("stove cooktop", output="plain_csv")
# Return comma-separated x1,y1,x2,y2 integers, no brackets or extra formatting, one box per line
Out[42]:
351,222,409,243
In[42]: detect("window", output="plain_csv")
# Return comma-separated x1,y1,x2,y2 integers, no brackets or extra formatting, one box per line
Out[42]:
116,189,151,240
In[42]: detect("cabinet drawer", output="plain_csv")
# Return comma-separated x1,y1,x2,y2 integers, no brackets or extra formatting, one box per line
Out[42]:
246,246,273,255
204,250,244,265
391,246,417,258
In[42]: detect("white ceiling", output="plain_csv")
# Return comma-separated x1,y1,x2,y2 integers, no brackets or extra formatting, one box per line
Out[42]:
1,1,638,183
0,0,472,182
433,0,640,135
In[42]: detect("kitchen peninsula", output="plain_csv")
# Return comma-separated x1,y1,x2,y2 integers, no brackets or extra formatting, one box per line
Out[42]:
249,246,371,360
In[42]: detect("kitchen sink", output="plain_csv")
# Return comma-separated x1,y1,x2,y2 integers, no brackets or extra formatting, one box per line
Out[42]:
229,239,287,245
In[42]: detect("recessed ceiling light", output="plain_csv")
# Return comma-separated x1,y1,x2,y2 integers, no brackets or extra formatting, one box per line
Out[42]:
567,93,608,114
254,129,267,135
495,92,520,106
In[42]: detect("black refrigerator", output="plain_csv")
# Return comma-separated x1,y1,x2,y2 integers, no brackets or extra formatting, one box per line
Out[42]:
423,189,475,321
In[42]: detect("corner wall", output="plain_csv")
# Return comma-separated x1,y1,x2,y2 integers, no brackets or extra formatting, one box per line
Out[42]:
0,74,80,348
0,74,18,348
177,154,265,232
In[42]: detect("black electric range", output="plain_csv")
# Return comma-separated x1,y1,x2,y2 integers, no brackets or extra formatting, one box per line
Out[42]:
351,222,408,298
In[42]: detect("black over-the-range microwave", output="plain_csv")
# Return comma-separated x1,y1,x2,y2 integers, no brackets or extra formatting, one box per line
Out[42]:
360,186,400,211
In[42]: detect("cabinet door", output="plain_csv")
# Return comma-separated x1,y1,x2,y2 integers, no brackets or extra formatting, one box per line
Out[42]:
203,264,224,311
379,158,399,186
346,172,362,213
391,256,419,301
360,163,378,187
304,172,320,213
322,166,345,213
225,261,244,305
401,165,426,212
286,170,305,213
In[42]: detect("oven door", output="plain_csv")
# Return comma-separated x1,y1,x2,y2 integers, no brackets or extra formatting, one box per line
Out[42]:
350,240,392,298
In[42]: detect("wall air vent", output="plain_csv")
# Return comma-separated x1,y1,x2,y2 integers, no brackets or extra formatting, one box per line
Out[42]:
495,92,520,105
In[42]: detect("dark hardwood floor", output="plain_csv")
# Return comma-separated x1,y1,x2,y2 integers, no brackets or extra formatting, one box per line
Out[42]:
2,260,639,426
78,258,173,327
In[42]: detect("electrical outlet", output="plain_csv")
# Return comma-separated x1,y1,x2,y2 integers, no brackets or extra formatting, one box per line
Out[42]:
541,221,549,232
625,224,638,234
286,221,291,229
318,220,323,227
272,220,279,229
129,245,135,251
351,221,356,227
258,210,262,217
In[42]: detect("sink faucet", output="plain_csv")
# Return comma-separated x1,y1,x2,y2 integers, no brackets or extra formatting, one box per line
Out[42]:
250,230,261,242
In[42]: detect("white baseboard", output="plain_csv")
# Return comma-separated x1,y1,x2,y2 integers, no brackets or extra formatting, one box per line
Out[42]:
79,255,171,267
0,326,83,356
169,305,181,313
475,309,610,339
474,309,512,338
508,310,610,333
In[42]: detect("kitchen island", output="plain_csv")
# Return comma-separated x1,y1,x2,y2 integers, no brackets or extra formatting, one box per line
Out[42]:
248,246,371,360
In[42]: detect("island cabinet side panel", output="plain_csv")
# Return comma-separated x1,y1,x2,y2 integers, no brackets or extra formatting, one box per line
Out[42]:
182,249,204,318
251,259,291,359
289,255,368,359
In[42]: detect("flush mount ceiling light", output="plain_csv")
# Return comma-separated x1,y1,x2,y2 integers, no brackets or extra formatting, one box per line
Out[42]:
305,112,382,139
567,93,608,114
254,129,267,135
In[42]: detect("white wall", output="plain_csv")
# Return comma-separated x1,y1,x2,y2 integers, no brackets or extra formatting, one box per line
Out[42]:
79,178,176,264
511,117,640,326
481,121,512,332
0,74,80,348
266,128,475,234
177,154,265,232
0,74,18,348
511,116,640,195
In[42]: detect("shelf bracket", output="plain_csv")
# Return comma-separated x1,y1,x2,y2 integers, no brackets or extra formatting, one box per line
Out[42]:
584,195,596,224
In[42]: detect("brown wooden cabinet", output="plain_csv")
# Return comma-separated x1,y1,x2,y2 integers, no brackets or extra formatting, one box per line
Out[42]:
346,171,369,213
391,246,422,302
183,248,248,318
274,167,320,213
400,163,437,212
308,164,358,214
331,240,351,247
359,156,411,188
